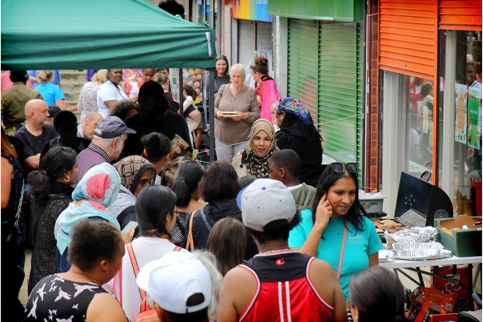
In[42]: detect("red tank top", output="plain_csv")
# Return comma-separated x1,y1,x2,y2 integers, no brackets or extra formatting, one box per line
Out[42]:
238,250,334,322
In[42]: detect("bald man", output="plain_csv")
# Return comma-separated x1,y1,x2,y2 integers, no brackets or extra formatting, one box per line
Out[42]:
14,99,58,171
77,112,103,141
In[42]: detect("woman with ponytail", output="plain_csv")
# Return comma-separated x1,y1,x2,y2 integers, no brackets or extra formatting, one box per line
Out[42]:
27,146,78,292
110,186,187,322
251,56,281,122
171,160,206,247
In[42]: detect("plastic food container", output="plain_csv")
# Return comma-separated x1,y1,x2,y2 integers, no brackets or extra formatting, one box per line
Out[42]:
359,191,384,214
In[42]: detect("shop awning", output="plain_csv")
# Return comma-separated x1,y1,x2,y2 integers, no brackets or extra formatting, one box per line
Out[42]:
1,0,216,70
268,0,363,22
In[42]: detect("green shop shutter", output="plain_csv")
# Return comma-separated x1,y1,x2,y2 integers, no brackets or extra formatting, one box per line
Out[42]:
287,19,319,124
318,23,364,170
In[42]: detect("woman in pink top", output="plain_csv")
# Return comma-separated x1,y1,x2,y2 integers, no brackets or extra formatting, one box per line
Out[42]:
251,56,281,123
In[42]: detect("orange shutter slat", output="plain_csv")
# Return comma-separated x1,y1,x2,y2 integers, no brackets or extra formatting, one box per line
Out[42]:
379,0,438,79
439,0,482,31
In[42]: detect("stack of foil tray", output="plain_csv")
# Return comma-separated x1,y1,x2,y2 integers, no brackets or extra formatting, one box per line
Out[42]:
392,242,452,260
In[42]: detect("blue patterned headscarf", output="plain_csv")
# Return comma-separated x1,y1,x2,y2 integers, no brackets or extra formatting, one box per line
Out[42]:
54,163,121,255
277,97,313,126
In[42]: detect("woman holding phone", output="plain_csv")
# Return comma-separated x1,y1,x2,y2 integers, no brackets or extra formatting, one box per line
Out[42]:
288,162,383,300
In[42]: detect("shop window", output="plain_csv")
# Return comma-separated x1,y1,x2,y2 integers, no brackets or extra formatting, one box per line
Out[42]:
439,30,482,215
401,76,435,180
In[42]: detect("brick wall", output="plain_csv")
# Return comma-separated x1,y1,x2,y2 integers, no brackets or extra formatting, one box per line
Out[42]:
366,0,380,191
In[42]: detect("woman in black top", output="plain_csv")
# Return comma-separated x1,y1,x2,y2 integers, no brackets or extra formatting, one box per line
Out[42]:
1,127,25,320
25,220,127,321
189,161,241,250
275,97,323,187
27,146,78,293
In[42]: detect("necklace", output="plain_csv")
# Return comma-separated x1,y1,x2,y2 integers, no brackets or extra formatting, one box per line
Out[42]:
257,248,292,256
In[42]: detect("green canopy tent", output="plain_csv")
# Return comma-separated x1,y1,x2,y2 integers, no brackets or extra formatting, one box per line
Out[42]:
1,0,218,161
1,0,216,70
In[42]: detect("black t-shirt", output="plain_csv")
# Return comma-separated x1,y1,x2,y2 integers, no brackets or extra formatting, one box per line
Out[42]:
14,124,58,160
122,110,192,157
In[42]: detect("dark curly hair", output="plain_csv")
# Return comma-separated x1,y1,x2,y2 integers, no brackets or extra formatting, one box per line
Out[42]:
68,220,123,271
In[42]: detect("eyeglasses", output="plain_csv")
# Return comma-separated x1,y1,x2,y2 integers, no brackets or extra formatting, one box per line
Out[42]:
329,162,358,174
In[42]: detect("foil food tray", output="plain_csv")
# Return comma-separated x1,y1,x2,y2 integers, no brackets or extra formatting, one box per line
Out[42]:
392,242,444,251
394,248,452,260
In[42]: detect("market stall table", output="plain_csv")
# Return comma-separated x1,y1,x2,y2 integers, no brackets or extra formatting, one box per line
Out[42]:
380,256,482,270
381,255,481,297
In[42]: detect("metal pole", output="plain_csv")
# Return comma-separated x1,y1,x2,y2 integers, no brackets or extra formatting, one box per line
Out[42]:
209,69,215,162
178,68,183,115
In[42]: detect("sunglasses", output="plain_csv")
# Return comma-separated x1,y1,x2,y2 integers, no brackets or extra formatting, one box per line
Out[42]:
329,162,358,174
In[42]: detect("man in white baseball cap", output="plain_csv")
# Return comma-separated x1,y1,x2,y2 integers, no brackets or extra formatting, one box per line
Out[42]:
218,178,346,322
136,251,220,322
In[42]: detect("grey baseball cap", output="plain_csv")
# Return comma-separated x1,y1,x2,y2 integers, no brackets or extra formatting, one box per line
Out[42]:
94,116,136,139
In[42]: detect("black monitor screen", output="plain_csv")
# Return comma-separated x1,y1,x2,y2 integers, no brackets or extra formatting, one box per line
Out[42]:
394,172,453,226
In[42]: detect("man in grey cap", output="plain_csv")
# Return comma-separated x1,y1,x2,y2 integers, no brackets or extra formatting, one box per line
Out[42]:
76,116,135,181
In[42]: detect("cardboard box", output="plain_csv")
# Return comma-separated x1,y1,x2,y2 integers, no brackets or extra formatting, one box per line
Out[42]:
435,216,482,257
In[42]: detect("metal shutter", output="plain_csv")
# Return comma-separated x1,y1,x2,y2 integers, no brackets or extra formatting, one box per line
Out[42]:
287,19,319,124
379,0,438,79
439,0,482,31
318,23,364,171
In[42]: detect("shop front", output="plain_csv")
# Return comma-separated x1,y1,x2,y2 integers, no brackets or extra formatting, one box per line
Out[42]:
379,0,481,216
269,0,366,179
231,0,274,71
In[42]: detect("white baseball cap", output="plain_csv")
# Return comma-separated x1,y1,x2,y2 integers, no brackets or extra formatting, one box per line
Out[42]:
136,251,212,314
237,178,297,232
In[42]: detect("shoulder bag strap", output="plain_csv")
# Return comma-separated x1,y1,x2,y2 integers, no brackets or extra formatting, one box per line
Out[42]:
199,208,213,231
185,210,197,252
336,221,349,280
127,243,149,311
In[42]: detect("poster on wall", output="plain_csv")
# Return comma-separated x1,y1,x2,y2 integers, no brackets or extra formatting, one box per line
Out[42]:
232,0,272,22
467,87,481,149
455,84,468,144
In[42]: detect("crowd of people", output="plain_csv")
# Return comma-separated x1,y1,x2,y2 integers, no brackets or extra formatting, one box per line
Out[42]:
2,58,407,321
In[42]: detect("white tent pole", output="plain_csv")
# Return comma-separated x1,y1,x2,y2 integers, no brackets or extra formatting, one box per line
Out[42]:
209,69,215,162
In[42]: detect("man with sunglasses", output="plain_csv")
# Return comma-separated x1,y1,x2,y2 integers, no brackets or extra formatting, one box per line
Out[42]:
288,162,383,301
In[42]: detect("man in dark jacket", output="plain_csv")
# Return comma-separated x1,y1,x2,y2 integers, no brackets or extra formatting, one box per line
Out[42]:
122,81,192,158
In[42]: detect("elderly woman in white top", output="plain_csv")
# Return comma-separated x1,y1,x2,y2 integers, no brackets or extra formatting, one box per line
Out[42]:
214,64,259,163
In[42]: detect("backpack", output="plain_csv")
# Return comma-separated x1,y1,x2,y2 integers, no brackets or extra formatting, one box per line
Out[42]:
126,242,181,322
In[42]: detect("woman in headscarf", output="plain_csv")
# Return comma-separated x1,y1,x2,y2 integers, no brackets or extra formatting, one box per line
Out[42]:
232,119,277,178
275,97,324,187
54,163,121,272
108,155,156,230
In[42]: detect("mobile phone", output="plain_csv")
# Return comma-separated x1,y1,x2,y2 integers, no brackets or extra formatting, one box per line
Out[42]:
122,221,138,233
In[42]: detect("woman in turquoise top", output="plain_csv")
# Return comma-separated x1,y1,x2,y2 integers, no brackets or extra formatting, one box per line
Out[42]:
288,162,382,300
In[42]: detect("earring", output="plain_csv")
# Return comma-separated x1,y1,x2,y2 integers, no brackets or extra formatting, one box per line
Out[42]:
63,175,70,183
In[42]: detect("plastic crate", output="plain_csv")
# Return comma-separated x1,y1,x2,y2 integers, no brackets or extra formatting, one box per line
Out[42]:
359,198,384,214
